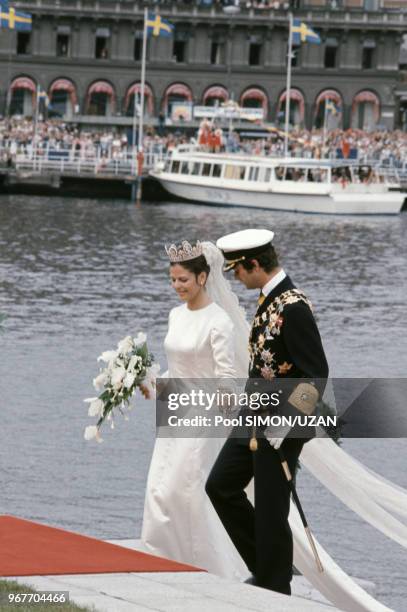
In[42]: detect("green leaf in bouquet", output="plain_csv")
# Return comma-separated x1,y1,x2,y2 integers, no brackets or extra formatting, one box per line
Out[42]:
137,343,149,362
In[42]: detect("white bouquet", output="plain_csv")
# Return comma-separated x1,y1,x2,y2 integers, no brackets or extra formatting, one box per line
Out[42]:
84,332,160,442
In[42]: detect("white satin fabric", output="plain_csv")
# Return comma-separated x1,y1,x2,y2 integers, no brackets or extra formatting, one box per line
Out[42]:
141,302,249,579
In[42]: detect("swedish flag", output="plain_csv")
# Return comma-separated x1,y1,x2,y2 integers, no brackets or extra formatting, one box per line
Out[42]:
146,13,174,38
292,20,320,45
325,99,340,116
0,4,32,31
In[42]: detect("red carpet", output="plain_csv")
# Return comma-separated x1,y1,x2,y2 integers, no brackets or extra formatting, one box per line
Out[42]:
0,515,203,576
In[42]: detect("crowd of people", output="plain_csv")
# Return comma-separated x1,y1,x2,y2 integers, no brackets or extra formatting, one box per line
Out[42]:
1,117,407,169
146,1,341,10
148,1,293,10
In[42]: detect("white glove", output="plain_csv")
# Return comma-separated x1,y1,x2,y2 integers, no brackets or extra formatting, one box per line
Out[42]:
264,424,291,450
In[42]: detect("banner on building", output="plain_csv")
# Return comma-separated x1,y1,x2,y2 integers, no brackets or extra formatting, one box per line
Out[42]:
193,106,264,121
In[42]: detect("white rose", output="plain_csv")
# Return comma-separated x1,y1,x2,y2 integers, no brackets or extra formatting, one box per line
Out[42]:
128,354,142,373
84,425,98,440
87,398,104,417
93,371,108,391
97,350,118,364
133,332,147,347
111,366,126,387
117,335,134,355
124,372,136,389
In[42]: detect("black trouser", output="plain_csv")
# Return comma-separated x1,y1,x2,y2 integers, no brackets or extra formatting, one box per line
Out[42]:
205,436,304,595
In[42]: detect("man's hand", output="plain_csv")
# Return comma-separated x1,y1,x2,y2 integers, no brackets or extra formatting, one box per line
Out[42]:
264,424,291,450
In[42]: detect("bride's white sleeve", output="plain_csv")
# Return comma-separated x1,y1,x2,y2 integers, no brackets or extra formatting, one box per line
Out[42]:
210,314,236,379
159,308,174,380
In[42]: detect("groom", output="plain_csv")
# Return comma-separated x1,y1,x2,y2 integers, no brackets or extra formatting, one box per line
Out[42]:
206,228,329,596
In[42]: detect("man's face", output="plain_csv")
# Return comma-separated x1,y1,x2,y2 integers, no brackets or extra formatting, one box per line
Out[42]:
233,262,261,289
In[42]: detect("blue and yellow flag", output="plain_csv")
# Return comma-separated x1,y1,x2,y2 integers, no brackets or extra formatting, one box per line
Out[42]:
292,20,320,45
37,86,50,108
325,99,340,116
146,13,174,38
0,4,32,31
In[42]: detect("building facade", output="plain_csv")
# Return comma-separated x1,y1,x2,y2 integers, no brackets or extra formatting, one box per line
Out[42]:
0,0,407,129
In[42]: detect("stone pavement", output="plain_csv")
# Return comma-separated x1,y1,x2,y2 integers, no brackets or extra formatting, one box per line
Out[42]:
7,538,337,611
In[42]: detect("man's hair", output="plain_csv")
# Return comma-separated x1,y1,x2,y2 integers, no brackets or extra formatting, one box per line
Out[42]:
240,245,279,273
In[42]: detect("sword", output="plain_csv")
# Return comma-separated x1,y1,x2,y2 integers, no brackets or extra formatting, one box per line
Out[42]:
278,448,324,573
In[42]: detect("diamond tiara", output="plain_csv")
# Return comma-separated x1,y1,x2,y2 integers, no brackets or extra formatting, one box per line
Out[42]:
165,240,203,263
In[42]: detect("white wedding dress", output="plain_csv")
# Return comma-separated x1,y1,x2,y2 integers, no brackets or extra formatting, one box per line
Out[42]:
141,242,406,611
141,301,249,580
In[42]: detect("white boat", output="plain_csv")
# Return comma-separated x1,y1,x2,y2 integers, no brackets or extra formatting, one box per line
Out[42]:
150,147,405,215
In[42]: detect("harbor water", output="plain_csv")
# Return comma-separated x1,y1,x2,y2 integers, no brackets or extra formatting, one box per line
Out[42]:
0,195,406,610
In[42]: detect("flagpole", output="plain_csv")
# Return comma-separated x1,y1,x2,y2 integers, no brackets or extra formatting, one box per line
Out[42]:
33,84,40,168
139,7,148,155
284,12,293,158
131,89,138,166
322,99,328,159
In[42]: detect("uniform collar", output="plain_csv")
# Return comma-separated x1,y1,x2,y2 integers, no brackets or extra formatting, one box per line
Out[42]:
261,269,287,298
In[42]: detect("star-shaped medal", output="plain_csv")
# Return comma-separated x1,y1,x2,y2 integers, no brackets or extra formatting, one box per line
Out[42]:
278,361,293,375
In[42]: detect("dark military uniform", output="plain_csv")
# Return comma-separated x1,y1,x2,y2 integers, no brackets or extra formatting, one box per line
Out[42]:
206,274,328,595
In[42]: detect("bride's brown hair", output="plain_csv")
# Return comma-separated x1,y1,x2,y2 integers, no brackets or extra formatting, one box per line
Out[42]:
170,255,210,279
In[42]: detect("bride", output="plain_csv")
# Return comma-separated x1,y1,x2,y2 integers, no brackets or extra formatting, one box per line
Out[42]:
141,239,406,611
141,239,248,580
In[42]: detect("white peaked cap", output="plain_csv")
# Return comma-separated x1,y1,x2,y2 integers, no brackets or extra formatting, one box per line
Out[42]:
216,229,275,271
216,229,274,252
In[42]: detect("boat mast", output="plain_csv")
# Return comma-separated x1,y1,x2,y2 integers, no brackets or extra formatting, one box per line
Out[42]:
284,12,293,158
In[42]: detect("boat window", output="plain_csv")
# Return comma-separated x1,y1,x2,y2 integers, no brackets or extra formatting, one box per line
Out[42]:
265,168,272,182
332,167,352,184
283,168,307,181
248,166,259,181
171,160,180,173
164,159,171,172
275,166,285,180
224,165,246,180
181,161,189,174
191,162,202,176
202,163,212,177
309,169,328,183
212,164,222,178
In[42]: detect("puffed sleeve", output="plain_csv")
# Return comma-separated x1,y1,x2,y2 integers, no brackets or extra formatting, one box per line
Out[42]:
210,313,236,379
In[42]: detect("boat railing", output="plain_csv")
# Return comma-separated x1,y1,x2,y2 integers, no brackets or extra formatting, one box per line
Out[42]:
0,144,168,176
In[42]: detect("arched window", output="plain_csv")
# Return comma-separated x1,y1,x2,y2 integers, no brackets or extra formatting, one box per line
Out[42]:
240,87,268,119
86,81,115,116
314,89,343,129
351,91,380,130
276,89,305,127
162,83,193,117
202,85,229,107
49,79,77,119
125,83,154,117
9,76,36,116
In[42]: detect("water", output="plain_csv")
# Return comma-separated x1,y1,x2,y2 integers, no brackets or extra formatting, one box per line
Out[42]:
0,195,406,610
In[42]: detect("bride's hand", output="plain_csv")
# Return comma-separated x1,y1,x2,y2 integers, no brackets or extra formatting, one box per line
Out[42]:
139,384,151,400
